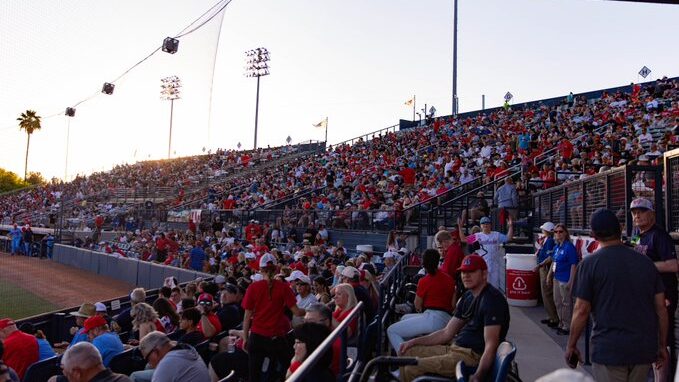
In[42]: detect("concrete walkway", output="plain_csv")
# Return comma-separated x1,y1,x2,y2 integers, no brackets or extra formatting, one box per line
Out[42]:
508,305,592,381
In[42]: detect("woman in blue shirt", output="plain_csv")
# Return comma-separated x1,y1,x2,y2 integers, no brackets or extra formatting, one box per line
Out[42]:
534,222,558,328
548,223,579,335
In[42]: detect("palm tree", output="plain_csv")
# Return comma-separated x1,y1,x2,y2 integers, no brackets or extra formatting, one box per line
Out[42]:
17,110,42,180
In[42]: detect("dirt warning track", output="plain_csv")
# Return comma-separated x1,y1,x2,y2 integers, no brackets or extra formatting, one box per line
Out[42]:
0,253,134,310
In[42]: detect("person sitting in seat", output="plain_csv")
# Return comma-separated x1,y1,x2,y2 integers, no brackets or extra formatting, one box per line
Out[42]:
398,254,510,382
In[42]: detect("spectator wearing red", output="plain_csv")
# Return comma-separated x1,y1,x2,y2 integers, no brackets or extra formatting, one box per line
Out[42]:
0,318,38,380
558,138,574,161
387,249,454,353
399,165,416,187
242,253,305,382
196,293,222,338
435,229,464,292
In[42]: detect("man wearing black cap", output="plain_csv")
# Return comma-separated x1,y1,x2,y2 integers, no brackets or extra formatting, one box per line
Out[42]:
566,208,668,382
630,197,678,380
398,254,509,382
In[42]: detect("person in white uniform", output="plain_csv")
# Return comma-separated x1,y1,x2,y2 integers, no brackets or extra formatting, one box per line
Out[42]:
459,215,513,292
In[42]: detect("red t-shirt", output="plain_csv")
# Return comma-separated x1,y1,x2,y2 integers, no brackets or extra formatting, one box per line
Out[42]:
242,280,296,337
2,330,39,380
416,271,455,312
197,313,222,337
440,244,464,279
333,308,357,336
399,168,416,185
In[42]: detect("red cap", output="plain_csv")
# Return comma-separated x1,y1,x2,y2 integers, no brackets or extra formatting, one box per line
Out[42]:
457,254,488,272
197,293,214,303
83,315,107,333
0,318,15,330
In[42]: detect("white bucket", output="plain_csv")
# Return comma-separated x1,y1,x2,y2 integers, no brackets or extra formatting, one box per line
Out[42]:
505,253,538,307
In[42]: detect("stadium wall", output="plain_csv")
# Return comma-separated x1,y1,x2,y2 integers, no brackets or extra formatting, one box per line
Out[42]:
52,244,211,290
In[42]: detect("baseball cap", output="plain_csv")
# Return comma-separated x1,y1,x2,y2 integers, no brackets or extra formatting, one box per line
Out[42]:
288,273,311,284
383,251,396,259
259,253,277,268
94,302,107,313
70,303,96,318
457,254,488,272
539,222,555,232
480,217,491,224
250,273,264,282
630,198,654,211
83,315,107,333
341,266,360,279
285,270,306,282
0,318,15,330
197,293,214,303
590,208,620,234
214,275,226,284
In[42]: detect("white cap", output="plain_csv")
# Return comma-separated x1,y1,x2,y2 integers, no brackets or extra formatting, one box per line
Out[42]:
259,253,277,268
244,252,256,260
539,222,555,233
214,275,226,284
341,266,360,279
285,270,306,282
383,251,396,259
94,302,107,313
250,273,263,282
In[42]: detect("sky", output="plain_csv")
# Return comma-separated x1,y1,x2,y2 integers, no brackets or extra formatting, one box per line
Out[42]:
0,0,678,181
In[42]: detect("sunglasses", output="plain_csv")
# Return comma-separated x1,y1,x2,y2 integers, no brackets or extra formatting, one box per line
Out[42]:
143,347,157,363
554,230,565,233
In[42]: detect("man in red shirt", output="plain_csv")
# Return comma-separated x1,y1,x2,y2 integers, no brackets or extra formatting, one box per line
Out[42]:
435,229,464,285
399,165,416,188
196,293,222,338
0,318,38,380
558,138,574,161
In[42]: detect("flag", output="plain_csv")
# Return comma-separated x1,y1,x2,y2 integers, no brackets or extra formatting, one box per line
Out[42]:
313,117,328,129
404,98,414,106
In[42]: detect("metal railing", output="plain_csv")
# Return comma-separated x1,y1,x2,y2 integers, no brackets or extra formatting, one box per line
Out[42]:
665,148,679,235
532,165,663,236
331,124,399,148
203,208,399,234
287,302,364,382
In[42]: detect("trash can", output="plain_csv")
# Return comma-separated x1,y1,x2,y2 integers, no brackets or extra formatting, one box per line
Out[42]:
505,253,538,307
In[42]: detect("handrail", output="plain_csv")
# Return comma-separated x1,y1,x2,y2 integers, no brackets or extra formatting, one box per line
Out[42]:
404,176,483,212
533,124,609,166
331,124,399,148
287,302,364,382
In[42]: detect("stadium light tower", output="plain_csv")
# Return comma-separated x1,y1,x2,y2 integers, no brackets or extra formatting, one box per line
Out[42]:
245,47,270,150
452,0,458,116
160,75,181,159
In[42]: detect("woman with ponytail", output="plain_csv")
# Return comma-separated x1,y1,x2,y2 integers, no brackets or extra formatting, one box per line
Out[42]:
241,253,305,382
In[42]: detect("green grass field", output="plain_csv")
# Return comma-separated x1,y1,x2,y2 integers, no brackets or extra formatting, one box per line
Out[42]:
0,278,57,319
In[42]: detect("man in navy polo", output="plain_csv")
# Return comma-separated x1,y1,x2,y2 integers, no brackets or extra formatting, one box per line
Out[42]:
630,197,678,380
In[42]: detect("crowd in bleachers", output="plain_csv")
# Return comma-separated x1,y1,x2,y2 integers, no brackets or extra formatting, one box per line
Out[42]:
1,223,413,381
0,145,297,229
2,78,677,237
2,78,679,382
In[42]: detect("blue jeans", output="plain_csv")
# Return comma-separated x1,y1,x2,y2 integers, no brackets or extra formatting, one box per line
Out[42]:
387,309,452,353
130,367,154,382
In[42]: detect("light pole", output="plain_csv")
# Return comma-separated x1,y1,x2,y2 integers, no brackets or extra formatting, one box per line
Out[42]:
160,75,181,159
245,47,270,150
452,0,458,116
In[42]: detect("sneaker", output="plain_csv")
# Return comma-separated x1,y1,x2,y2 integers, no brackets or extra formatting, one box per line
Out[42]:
556,328,570,335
